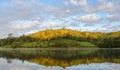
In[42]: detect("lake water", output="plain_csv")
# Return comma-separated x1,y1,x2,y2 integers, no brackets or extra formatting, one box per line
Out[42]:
0,48,120,70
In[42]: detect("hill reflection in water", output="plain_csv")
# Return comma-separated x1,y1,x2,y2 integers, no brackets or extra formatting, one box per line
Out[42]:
0,58,120,70
0,49,120,70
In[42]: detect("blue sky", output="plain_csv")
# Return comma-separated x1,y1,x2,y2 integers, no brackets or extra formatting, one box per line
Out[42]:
0,0,120,38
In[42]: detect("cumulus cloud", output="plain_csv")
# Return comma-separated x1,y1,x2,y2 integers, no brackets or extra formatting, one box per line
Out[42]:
1,0,42,20
98,2,113,12
107,14,120,22
0,0,120,38
50,16,69,23
105,24,120,30
10,20,40,30
32,14,45,22
70,0,87,6
45,22,59,29
43,6,73,17
73,14,102,23
24,30,39,35
63,0,96,13
0,0,45,38
102,24,120,32
63,0,120,14
97,0,120,13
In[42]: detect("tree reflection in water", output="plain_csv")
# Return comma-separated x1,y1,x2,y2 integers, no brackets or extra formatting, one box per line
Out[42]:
0,58,120,70
0,49,120,68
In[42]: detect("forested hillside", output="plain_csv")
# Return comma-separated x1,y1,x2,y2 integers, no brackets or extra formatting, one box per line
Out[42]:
0,28,120,48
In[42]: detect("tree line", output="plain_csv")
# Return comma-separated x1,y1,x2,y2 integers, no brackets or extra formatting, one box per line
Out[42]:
0,28,120,48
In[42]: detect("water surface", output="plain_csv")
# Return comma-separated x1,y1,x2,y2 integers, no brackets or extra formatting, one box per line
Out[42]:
0,48,120,70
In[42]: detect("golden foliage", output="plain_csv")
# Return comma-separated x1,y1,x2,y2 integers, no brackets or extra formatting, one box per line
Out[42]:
28,57,120,67
29,28,108,40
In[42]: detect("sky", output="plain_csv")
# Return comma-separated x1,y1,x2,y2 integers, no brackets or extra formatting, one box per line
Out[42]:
0,0,120,38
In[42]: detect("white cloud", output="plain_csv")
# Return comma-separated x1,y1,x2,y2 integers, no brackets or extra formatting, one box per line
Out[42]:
32,14,45,21
70,0,87,6
101,23,120,32
105,24,120,30
10,20,40,30
107,2,113,8
43,6,72,17
73,14,102,23
107,14,120,22
59,17,69,23
0,0,120,38
24,30,39,35
97,1,120,13
45,22,59,29
70,0,77,5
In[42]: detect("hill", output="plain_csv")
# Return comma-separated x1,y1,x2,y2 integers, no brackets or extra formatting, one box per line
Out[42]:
0,28,120,48
29,28,104,40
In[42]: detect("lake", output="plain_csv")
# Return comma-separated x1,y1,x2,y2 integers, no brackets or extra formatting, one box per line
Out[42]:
0,48,120,70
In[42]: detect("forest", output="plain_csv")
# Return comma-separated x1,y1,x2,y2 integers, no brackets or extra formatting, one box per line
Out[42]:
0,28,120,48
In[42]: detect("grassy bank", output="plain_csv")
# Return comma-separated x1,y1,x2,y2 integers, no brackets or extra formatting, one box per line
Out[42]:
1,39,97,48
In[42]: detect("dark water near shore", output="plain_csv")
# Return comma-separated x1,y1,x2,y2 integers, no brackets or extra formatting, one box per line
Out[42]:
0,48,120,70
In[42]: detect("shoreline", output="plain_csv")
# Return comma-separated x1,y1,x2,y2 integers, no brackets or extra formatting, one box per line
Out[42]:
0,47,120,50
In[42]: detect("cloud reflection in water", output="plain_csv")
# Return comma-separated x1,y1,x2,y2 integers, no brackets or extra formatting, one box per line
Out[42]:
0,58,120,70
